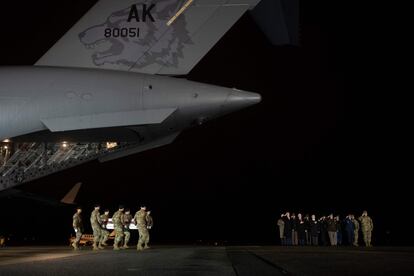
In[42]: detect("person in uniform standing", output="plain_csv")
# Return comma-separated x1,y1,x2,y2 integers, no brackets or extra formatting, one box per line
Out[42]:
351,214,360,246
122,209,133,249
359,211,374,247
90,204,103,250
0,235,5,247
134,205,149,251
100,209,110,247
112,206,125,250
72,207,83,250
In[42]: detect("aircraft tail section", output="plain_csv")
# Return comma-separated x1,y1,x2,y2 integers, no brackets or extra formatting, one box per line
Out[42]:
36,0,261,75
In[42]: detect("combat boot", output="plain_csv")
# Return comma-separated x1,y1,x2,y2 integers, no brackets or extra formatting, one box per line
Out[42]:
113,246,120,250
71,242,78,250
144,245,150,249
137,246,143,251
123,245,129,249
98,244,105,250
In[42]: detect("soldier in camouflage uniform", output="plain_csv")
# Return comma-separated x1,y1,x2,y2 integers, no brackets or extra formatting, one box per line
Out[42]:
90,204,103,250
134,206,149,250
146,211,154,230
146,211,154,247
72,207,83,250
100,209,110,247
359,210,374,247
351,214,360,246
122,209,133,249
112,206,125,250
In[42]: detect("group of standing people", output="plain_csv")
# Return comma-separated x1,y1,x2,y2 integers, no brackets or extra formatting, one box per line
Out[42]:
277,210,374,247
72,204,153,251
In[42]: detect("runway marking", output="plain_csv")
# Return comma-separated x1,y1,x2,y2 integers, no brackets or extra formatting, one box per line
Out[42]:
247,250,291,275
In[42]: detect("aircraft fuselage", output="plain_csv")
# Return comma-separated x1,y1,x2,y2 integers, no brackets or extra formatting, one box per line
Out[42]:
0,66,260,142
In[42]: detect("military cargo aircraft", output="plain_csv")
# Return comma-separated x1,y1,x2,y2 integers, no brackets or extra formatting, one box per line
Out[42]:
0,0,298,190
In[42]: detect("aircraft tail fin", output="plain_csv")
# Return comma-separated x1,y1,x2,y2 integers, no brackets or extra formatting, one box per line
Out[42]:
60,182,82,205
35,0,261,75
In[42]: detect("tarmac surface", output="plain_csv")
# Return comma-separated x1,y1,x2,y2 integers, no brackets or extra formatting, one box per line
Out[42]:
0,246,413,275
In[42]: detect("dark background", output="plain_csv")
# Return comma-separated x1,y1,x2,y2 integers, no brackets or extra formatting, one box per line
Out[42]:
0,1,404,245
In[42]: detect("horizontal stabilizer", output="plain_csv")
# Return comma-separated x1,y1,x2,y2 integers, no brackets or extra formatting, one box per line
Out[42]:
99,132,180,162
41,108,177,132
0,188,72,206
60,182,82,205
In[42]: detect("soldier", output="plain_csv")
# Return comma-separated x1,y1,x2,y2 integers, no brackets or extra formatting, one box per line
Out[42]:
146,211,154,247
72,207,83,250
90,204,103,250
100,209,110,247
134,205,149,251
359,210,374,247
146,211,154,230
351,214,360,246
277,214,285,245
122,209,133,249
112,206,125,250
0,235,6,247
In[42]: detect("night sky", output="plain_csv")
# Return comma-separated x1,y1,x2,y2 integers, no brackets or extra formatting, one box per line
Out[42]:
0,1,404,245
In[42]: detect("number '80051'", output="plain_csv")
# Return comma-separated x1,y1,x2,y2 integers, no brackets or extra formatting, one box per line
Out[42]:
104,28,140,38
